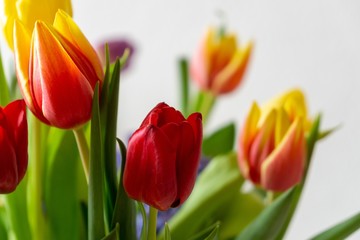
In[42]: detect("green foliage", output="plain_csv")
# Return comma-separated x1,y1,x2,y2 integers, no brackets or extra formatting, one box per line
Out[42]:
202,122,235,158
310,212,360,240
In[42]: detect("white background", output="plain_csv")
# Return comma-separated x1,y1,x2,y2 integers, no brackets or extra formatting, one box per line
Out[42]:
1,0,360,239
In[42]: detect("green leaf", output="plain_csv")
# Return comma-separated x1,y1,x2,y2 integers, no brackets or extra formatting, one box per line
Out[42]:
0,49,10,105
178,58,189,116
160,152,243,240
310,212,360,240
111,139,137,240
235,187,299,240
164,223,172,240
138,202,148,240
44,128,83,240
89,83,105,240
188,221,220,240
317,124,340,141
4,179,31,240
202,122,235,158
101,223,119,240
0,204,8,240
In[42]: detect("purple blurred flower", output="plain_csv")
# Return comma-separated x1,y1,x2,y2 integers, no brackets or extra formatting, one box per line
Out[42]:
97,38,136,71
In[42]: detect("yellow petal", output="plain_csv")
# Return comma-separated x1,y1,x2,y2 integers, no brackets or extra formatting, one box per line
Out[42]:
210,33,237,77
1,0,17,49
274,107,291,147
53,10,103,81
212,41,253,94
13,20,34,111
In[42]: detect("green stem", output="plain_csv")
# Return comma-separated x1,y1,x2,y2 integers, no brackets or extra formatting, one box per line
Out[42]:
265,191,274,205
148,206,158,240
28,116,45,240
179,58,189,116
73,127,90,183
197,91,216,124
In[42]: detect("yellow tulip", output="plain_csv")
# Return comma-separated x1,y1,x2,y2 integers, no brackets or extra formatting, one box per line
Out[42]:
1,0,72,49
238,89,311,191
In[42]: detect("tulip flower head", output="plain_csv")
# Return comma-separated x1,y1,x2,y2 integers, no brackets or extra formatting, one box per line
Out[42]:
0,100,27,193
238,89,310,192
13,10,104,129
124,103,203,211
0,0,72,50
190,27,252,95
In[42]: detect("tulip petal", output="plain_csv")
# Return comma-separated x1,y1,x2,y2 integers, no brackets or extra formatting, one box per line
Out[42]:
175,113,202,207
212,41,252,94
31,21,94,129
124,126,177,211
3,100,28,182
248,110,276,184
261,119,305,191
238,102,260,179
275,107,291,147
13,20,35,112
140,103,185,128
53,10,103,82
0,125,18,193
190,36,209,90
1,0,17,49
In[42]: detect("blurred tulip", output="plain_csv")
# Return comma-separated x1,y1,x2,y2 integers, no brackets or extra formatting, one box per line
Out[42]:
238,89,310,191
97,38,135,71
0,100,27,193
13,10,103,129
190,27,252,95
124,102,203,211
0,0,72,50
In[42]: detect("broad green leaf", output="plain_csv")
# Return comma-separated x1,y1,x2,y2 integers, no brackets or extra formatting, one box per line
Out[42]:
4,179,31,240
0,50,10,105
111,139,137,240
188,221,220,240
202,122,235,158
89,83,105,240
0,204,8,240
310,212,360,240
235,187,298,240
217,190,264,239
44,128,83,240
160,152,243,240
101,223,119,240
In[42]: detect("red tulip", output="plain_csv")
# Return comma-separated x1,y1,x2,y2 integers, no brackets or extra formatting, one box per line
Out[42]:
13,10,103,129
0,100,28,193
123,103,203,211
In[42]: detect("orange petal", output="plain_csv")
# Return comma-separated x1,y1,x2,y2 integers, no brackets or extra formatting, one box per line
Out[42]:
212,41,253,94
53,10,103,82
31,21,94,129
261,118,306,191
238,102,260,179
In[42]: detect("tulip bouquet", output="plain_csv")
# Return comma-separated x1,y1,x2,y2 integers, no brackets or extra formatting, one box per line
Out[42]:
0,1,360,240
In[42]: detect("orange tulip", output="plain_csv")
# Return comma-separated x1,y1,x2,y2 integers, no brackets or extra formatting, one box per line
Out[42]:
190,27,252,95
238,89,310,191
13,10,103,129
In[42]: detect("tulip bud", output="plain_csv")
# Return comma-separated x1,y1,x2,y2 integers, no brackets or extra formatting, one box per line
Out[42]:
123,103,203,211
190,27,252,95
238,89,310,192
13,10,104,129
0,0,72,50
0,100,28,193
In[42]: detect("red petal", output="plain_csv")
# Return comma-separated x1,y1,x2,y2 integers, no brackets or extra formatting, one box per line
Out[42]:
0,127,18,193
3,100,28,182
124,126,177,211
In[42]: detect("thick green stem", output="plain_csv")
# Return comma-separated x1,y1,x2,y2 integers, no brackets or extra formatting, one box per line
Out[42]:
28,116,45,240
73,128,90,183
148,207,158,240
195,91,216,124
